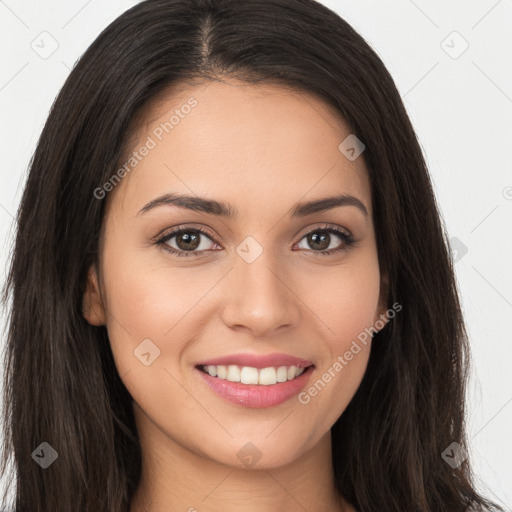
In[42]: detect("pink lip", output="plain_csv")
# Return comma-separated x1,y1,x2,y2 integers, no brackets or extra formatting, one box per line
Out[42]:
195,352,314,369
195,365,314,408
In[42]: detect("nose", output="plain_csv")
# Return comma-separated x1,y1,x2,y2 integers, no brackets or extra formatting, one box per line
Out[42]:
220,253,301,338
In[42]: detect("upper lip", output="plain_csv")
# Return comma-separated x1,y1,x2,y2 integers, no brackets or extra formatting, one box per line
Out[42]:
196,352,314,369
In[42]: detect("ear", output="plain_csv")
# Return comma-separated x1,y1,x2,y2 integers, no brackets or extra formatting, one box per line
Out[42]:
374,270,390,330
82,264,106,326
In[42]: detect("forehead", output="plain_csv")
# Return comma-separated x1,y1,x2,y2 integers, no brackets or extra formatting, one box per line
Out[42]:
108,79,371,220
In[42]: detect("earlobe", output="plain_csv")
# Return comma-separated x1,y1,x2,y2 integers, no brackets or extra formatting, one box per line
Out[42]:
82,264,106,326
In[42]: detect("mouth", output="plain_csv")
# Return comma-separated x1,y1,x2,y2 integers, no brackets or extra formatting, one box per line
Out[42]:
194,363,315,408
195,363,312,385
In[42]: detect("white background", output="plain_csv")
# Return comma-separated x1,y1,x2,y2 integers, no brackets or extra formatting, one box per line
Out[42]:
0,0,511,508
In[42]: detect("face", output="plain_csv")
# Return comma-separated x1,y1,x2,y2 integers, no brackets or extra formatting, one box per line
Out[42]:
83,79,388,469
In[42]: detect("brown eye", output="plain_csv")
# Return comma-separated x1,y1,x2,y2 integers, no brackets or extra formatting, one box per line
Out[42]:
295,226,355,255
156,226,218,258
305,232,331,251
173,230,201,251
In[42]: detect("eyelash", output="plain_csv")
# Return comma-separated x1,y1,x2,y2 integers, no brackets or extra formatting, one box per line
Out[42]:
154,224,356,258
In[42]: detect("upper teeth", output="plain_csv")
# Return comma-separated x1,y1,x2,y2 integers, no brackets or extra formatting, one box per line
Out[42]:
202,365,306,385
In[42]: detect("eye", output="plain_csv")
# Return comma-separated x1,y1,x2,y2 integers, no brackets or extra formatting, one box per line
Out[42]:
154,223,356,258
294,224,355,256
155,225,219,258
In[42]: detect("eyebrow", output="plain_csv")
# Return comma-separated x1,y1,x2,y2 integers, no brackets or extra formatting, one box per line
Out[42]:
137,192,368,218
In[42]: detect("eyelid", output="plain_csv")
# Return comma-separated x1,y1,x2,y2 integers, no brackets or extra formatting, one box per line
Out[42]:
154,223,352,243
154,222,355,257
152,223,217,243
294,222,352,240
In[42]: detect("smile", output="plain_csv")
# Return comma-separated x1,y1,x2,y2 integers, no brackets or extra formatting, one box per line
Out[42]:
199,364,306,385
195,364,314,408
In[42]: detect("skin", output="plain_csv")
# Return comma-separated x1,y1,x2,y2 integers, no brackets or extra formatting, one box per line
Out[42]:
83,78,389,512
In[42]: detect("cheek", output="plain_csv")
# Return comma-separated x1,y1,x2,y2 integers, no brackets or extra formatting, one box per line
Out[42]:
303,254,381,347
296,255,380,418
98,236,192,368
101,232,381,349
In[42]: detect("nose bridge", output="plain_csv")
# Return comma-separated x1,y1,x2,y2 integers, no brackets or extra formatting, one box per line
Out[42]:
220,236,299,335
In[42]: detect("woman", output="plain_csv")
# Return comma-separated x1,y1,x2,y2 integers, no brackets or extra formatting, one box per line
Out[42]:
0,0,505,510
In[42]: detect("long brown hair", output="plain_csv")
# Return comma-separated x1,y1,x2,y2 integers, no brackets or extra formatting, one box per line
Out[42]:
0,0,505,510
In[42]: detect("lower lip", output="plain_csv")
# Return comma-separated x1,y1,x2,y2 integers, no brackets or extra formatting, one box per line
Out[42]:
195,366,314,409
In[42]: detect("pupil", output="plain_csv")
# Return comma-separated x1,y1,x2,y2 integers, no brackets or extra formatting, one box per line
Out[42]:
309,232,329,251
177,231,200,250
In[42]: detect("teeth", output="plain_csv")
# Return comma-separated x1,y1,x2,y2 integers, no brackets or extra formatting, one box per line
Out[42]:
276,366,288,382
259,367,276,385
202,364,308,385
226,365,241,382
241,366,259,384
217,365,227,379
287,366,297,380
